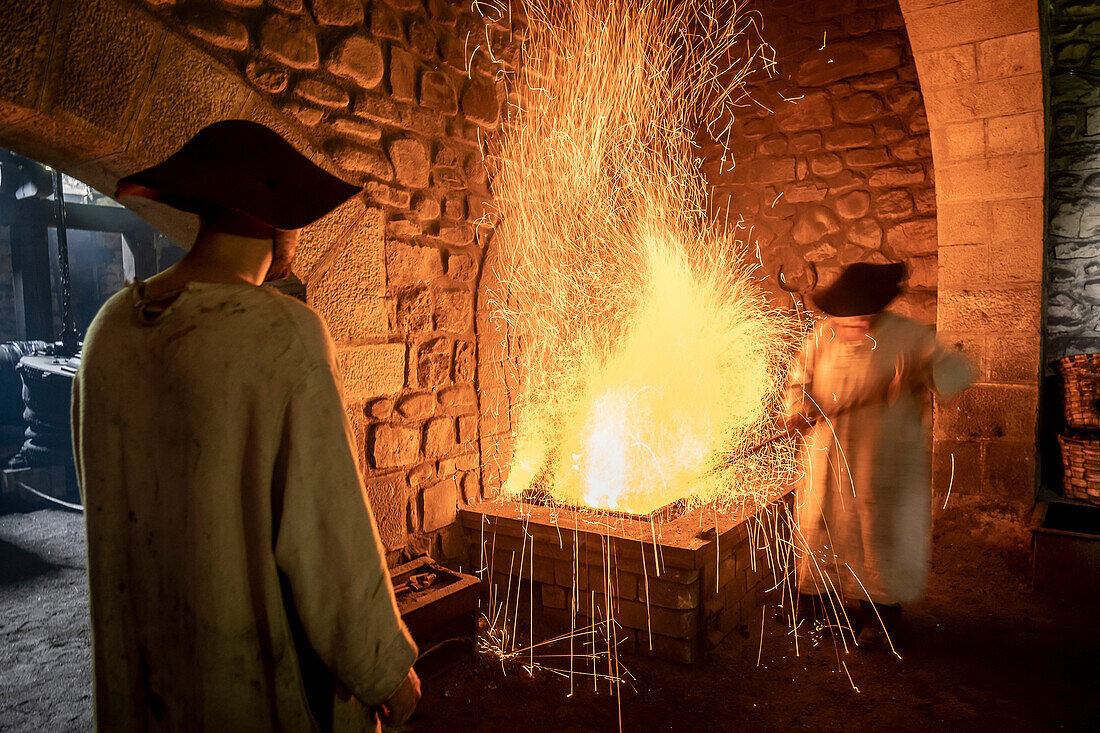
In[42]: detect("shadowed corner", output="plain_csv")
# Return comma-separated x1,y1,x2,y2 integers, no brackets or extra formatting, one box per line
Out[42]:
0,539,63,586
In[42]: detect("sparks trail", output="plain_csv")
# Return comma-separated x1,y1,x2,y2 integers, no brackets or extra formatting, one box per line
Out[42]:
482,0,797,517
466,0,890,714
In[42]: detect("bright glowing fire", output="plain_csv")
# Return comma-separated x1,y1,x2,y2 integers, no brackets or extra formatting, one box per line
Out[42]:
484,0,794,514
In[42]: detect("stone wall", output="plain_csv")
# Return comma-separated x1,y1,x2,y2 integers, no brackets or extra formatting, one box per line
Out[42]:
1047,0,1100,361
901,0,1044,516
126,0,515,562
0,0,515,563
705,0,936,323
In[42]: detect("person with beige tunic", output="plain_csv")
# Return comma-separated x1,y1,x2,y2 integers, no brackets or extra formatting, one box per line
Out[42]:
784,262,974,650
72,120,419,731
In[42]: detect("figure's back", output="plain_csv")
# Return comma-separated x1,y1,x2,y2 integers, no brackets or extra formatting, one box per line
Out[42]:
74,282,329,732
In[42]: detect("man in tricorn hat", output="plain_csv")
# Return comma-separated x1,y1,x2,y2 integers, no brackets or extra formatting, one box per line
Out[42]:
73,120,419,730
783,261,973,650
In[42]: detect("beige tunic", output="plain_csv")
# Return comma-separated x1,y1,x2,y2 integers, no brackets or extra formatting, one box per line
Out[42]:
72,282,416,732
786,312,973,605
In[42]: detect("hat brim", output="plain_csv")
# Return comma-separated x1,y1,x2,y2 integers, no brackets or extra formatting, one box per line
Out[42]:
115,120,362,230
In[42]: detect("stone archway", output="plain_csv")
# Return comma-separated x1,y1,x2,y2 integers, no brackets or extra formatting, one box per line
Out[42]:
0,0,500,559
899,0,1045,518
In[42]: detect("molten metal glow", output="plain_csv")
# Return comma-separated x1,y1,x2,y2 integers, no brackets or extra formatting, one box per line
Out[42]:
485,0,795,514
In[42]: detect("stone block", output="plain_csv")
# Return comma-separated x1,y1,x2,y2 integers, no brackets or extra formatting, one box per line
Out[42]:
128,34,248,165
365,182,411,209
245,60,289,94
369,397,394,420
48,0,163,140
408,19,439,58
397,392,435,420
311,0,364,26
364,472,407,550
872,189,915,220
794,39,902,87
938,243,990,289
294,79,349,110
907,254,938,289
461,470,481,503
0,0,59,109
836,92,884,123
386,241,444,286
326,139,394,179
328,118,382,144
440,384,477,411
542,584,567,610
373,423,421,469
937,154,1043,204
869,165,926,188
981,441,1036,506
989,238,1042,284
884,218,937,256
905,0,1039,52
327,35,383,89
792,206,840,244
985,333,1040,384
417,337,452,388
371,2,404,41
939,120,984,163
937,285,1041,333
425,417,456,458
338,344,406,398
458,415,479,445
934,384,1038,442
918,43,977,91
938,201,987,245
931,440,983,494
836,190,871,219
640,577,701,611
395,289,433,332
775,91,833,133
976,32,1040,82
434,290,473,333
844,147,891,168
847,218,882,248
389,46,417,103
388,138,430,188
420,71,457,114
925,73,1043,126
259,13,319,70
183,7,248,51
986,111,1043,157
810,153,843,176
422,479,458,532
309,209,388,340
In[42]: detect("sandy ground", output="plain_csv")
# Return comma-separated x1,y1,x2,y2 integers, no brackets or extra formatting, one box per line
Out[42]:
1,508,1096,732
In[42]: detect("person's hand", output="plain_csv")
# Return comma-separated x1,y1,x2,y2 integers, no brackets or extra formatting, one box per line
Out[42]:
380,668,421,726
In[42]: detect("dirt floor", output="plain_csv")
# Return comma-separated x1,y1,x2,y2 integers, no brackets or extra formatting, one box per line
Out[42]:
1,508,1096,732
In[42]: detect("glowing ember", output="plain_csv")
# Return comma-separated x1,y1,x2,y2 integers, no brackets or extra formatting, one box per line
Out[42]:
484,0,795,515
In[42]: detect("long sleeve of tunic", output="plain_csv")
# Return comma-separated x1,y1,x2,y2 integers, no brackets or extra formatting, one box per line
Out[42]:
73,282,416,732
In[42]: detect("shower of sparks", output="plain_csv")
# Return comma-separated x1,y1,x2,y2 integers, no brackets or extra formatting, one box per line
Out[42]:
463,0,890,707
481,0,797,516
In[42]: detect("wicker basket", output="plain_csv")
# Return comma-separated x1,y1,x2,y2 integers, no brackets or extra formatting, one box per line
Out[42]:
1056,353,1100,431
1057,432,1100,505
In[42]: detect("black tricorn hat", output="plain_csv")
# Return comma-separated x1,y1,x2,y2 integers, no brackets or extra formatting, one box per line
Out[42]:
115,120,361,230
811,261,906,317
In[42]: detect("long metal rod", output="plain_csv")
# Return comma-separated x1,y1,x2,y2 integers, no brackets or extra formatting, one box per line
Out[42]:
50,168,79,354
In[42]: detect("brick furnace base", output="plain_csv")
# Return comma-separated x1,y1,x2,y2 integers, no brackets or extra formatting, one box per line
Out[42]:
460,491,793,664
